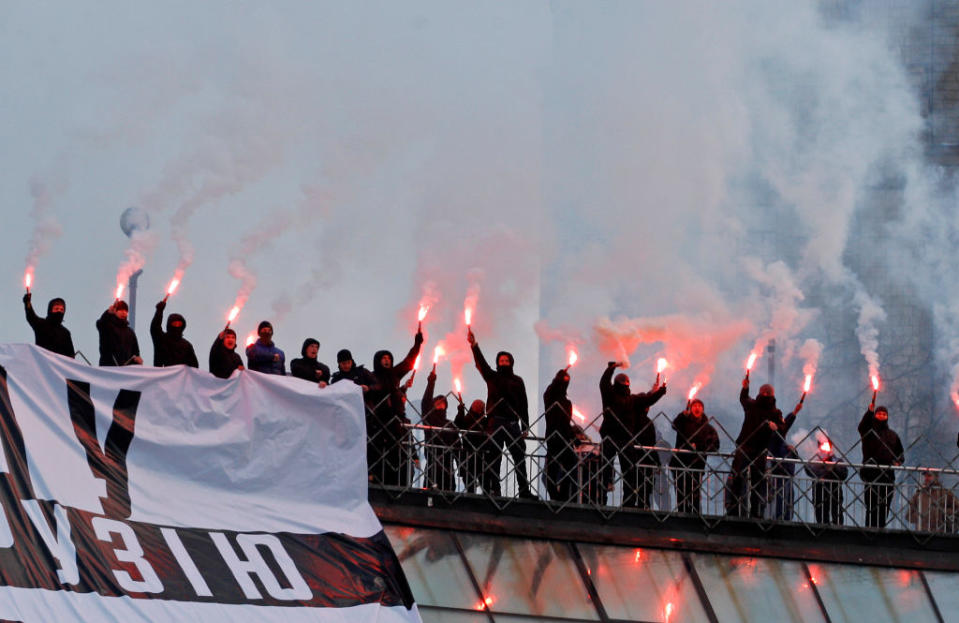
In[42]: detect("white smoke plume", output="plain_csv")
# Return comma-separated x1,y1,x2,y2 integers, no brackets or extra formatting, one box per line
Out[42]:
853,288,886,379
23,176,65,282
799,338,823,378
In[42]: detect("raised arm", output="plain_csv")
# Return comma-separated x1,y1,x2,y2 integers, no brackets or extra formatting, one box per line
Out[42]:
421,369,437,417
394,330,424,376
150,300,165,342
23,293,40,330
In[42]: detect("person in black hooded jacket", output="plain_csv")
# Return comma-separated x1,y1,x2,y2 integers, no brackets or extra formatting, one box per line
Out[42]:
290,338,331,386
670,398,720,514
23,293,74,358
858,401,904,528
420,368,460,491
468,328,534,499
727,378,801,518
96,300,142,366
150,300,198,367
331,349,376,388
543,369,580,503
209,328,244,378
599,362,666,508
365,330,423,486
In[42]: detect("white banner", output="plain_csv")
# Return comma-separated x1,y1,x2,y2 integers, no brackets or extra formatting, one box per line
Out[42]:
0,344,420,621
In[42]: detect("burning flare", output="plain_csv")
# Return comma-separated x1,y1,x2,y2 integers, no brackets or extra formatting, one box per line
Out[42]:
464,307,473,326
24,271,33,293
245,333,256,347
572,406,585,423
746,352,758,371
803,374,813,394
568,349,579,368
115,283,125,301
656,357,668,374
665,602,674,622
166,278,181,297
687,383,702,402
417,305,429,323
819,439,832,453
952,391,959,410
227,306,241,324
433,345,445,365
413,355,421,371
454,378,462,395
871,374,880,392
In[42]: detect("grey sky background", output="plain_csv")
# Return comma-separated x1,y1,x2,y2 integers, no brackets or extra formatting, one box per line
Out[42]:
2,2,956,450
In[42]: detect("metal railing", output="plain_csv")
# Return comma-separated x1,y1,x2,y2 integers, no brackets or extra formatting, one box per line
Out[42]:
365,394,959,540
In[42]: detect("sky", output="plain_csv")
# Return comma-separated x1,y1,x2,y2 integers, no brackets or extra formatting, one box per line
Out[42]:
2,1,957,456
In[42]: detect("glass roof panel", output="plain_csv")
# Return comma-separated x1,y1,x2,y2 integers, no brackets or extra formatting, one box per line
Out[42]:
385,525,482,610
808,563,938,623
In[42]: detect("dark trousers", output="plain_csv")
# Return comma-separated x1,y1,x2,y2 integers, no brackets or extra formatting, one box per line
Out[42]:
767,472,795,520
602,437,655,509
458,433,487,493
424,444,456,491
863,471,895,528
487,419,530,496
728,448,766,518
674,467,705,514
813,481,844,525
545,452,577,502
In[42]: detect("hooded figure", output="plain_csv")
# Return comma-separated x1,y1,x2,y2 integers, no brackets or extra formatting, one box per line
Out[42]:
858,405,904,527
23,293,75,358
209,328,244,379
420,369,460,491
455,398,489,494
599,362,666,508
804,441,848,525
290,338,331,385
543,369,580,503
728,381,800,519
330,349,375,388
670,399,720,514
96,301,141,366
150,300,198,367
468,330,533,498
365,331,423,486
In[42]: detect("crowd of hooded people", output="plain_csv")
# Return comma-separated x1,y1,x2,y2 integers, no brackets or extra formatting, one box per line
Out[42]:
18,292,959,533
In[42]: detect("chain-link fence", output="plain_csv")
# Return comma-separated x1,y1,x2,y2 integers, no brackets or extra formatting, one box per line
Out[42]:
366,392,959,541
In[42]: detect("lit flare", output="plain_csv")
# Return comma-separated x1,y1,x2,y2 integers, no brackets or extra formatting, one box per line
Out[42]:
871,374,880,392
166,278,180,297
819,439,832,453
433,345,445,365
115,283,125,301
464,307,472,326
746,352,758,371
454,378,462,396
24,271,32,293
417,305,429,323
572,406,585,423
225,305,241,329
687,383,702,402
656,357,668,374
245,333,256,347
565,349,578,371
803,374,813,393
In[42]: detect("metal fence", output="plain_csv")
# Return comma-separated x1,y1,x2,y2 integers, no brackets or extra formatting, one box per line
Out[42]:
365,393,959,540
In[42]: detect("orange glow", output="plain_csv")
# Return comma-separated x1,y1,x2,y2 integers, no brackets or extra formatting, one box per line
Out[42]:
166,278,180,297
633,548,643,564
687,383,702,401
417,305,429,322
464,307,472,326
568,349,578,368
433,345,445,365
454,378,462,394
819,440,831,453
656,357,668,374
474,595,495,610
227,306,240,324
413,355,421,371
952,391,959,409
572,406,585,423
803,374,813,393
245,333,256,347
24,271,32,291
871,374,880,391
746,352,758,371
665,602,674,622
115,283,125,300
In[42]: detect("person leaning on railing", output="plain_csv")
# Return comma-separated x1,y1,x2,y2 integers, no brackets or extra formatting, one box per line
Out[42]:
858,400,904,528
908,469,958,533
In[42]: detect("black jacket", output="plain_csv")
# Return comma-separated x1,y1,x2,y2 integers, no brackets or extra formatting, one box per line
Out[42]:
470,343,529,428
150,303,198,368
96,310,140,366
24,297,74,358
670,411,720,469
420,375,459,449
598,365,666,441
290,341,331,384
804,452,849,481
858,409,904,467
543,370,577,464
366,333,423,436
736,387,788,455
209,336,243,379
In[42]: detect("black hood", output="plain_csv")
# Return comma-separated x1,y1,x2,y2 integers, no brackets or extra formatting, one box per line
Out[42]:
166,313,186,338
47,298,65,325
757,394,777,410
373,349,394,374
301,338,319,358
495,351,514,375
553,369,570,392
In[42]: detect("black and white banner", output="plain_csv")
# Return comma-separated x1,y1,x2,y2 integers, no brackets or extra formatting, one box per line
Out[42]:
0,344,419,622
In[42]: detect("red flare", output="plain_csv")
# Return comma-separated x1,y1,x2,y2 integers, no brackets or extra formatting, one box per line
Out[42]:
687,383,702,402
475,595,495,610
803,374,813,393
656,357,668,374
433,345,445,365
24,271,33,293
746,352,758,371
871,374,880,392
413,355,421,372
819,439,832,453
952,392,959,409
665,602,674,622
464,307,472,326
454,378,462,395
567,349,578,368
115,283,125,300
227,306,240,324
417,305,429,323
633,548,643,564
245,333,256,347
572,406,585,423
166,278,180,297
